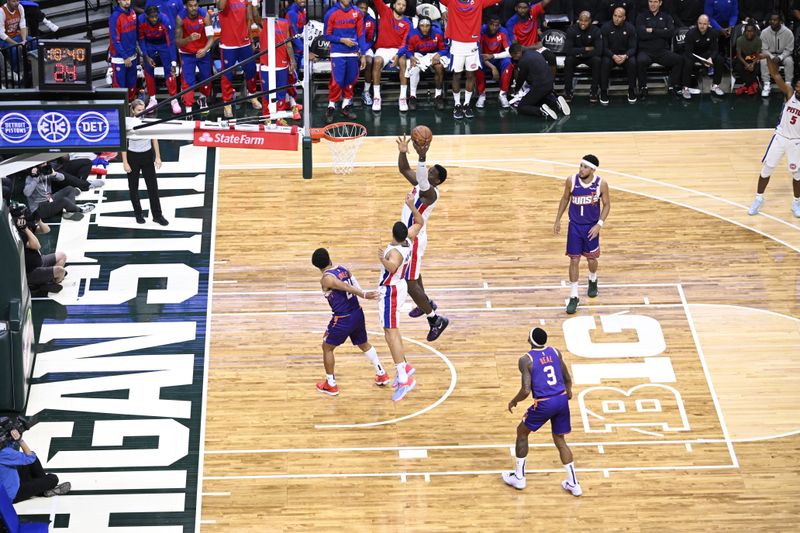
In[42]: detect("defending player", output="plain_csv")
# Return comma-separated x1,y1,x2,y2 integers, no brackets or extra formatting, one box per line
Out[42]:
312,248,388,396
396,135,449,342
379,193,423,401
138,6,180,113
748,55,800,218
553,154,610,315
503,327,582,496
176,0,215,115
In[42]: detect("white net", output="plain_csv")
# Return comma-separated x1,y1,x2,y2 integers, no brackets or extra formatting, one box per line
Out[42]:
321,123,367,175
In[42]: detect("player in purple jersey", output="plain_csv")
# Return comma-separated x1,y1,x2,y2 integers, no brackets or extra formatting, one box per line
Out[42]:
553,154,611,314
312,248,388,396
503,327,582,496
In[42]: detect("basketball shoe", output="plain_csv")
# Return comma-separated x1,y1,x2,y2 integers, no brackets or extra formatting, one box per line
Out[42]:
562,480,583,496
587,280,598,298
566,297,579,314
392,376,416,401
392,363,416,387
375,373,391,386
792,198,800,218
409,300,437,318
427,316,449,341
316,381,340,396
502,472,526,490
748,196,764,215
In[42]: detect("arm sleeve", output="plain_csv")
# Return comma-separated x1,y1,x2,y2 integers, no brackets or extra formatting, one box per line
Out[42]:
404,34,415,57
654,14,673,39
626,23,636,57
438,32,446,51
728,3,737,28
19,5,26,30
565,26,580,56
416,162,430,191
588,27,602,57
0,11,8,42
356,13,367,52
709,30,718,56
323,10,339,44
684,30,694,56
635,14,650,41
109,13,121,55
0,447,37,467
505,19,516,42
23,176,37,197
138,22,147,54
601,25,612,57
373,0,390,17
704,0,720,30
287,8,299,33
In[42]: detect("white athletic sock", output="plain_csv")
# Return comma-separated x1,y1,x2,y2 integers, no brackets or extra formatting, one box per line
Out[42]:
756,193,764,200
435,88,442,97
328,101,335,108
564,462,578,485
363,347,385,375
588,272,597,282
374,85,381,98
425,311,436,318
396,362,408,384
343,98,351,107
570,282,579,298
464,91,473,105
794,196,800,202
453,91,461,105
400,85,408,99
515,457,526,478
326,374,336,386
364,82,372,93
499,90,507,96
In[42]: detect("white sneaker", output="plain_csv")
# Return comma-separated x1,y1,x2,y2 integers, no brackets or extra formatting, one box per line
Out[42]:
88,179,105,189
792,199,800,218
498,92,510,108
146,96,158,111
761,82,771,97
185,105,193,114
372,97,382,112
540,104,557,120
399,97,408,112
556,95,571,116
711,84,724,96
682,87,692,100
79,204,96,213
748,196,764,215
562,480,582,496
502,472,526,490
476,93,486,108
362,91,373,106
223,105,233,118
687,87,701,95
249,96,262,110
170,99,181,114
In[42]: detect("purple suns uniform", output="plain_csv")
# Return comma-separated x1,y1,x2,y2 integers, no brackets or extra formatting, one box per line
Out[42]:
566,174,602,259
522,347,571,434
322,266,368,347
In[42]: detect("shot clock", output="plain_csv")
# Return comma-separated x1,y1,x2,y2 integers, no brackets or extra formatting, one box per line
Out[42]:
37,40,92,92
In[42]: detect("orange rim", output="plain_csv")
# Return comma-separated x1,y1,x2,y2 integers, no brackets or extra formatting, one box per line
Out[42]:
310,122,367,143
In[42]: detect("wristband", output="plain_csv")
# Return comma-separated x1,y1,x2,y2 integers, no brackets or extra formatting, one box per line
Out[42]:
597,220,604,227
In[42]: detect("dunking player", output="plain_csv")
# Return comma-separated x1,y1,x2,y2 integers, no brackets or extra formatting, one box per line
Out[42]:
503,327,582,496
379,193,424,401
553,154,610,315
396,135,449,342
748,56,800,218
312,248,388,396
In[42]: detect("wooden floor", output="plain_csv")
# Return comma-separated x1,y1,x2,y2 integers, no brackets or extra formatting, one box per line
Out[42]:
202,130,800,532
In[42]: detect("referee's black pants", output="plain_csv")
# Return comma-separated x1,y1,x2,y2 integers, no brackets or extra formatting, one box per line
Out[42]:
127,148,163,218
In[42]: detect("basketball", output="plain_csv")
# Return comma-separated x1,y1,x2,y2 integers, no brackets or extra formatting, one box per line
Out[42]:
411,125,433,146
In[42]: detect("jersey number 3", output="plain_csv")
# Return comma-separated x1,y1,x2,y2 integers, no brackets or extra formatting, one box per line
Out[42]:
543,365,557,385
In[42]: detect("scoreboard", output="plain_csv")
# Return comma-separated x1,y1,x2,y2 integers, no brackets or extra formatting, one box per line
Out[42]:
0,90,127,153
37,40,93,92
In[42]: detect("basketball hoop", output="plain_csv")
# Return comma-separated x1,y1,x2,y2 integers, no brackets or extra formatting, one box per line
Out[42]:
310,122,367,175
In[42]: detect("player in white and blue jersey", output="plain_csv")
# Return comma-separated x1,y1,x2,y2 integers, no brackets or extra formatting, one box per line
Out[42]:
553,154,611,314
503,327,582,496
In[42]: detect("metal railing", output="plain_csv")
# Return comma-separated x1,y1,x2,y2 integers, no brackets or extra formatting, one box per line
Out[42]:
0,40,34,89
84,0,105,40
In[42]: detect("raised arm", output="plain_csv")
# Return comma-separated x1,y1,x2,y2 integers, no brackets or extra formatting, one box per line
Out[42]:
217,0,228,15
404,191,425,240
396,135,418,183
508,354,532,413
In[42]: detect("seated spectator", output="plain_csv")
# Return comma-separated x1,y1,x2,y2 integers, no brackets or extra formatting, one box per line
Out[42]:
704,0,736,53
509,42,571,117
50,154,105,193
405,16,446,110
505,0,557,71
595,0,635,25
681,14,725,98
635,0,682,100
356,0,376,106
476,15,513,108
23,163,96,221
670,0,702,28
600,6,637,104
734,22,760,95
369,0,412,112
0,0,28,73
760,12,794,96
20,0,58,38
0,427,70,503
563,10,603,102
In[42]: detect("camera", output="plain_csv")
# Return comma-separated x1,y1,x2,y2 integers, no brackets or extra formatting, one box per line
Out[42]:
9,201,28,220
38,163,54,176
0,415,38,446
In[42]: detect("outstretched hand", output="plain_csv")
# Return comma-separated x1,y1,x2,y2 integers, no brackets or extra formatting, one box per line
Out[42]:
405,191,416,207
396,135,411,154
508,398,518,413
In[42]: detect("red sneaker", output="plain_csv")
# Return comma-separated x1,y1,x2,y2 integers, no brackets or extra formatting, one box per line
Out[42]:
392,376,416,401
746,82,758,95
735,85,748,96
375,373,390,386
392,364,416,388
316,381,339,396
291,105,301,121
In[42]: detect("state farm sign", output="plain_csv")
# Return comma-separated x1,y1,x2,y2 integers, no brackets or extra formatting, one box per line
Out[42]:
193,124,298,150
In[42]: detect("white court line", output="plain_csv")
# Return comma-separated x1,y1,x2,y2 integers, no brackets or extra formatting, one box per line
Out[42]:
212,282,682,296
631,428,664,437
202,492,231,497
202,464,739,482
314,334,458,429
603,470,610,478
486,300,492,309
214,280,238,284
685,443,693,452
644,296,650,305
597,445,604,454
678,284,740,469
199,520,217,524
196,147,219,532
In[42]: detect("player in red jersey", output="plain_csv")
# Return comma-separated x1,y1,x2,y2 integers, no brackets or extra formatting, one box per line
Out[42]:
253,12,295,123
216,0,261,118
438,0,501,119
369,0,411,112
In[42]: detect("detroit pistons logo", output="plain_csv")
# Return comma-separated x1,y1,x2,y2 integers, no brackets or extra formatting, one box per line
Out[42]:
791,163,797,171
